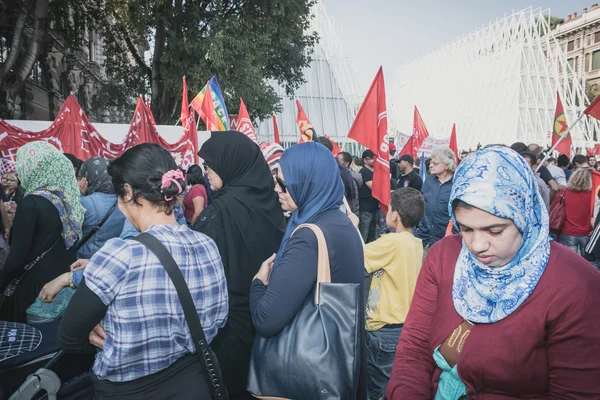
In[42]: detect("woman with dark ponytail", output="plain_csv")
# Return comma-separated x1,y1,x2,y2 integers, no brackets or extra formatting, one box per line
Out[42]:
58,143,229,399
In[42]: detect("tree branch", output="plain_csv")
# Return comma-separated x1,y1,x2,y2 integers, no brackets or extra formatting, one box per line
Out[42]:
117,26,151,77
15,0,48,83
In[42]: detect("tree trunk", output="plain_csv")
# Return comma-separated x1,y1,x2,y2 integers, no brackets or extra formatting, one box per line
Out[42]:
150,1,167,124
0,0,30,88
14,0,48,84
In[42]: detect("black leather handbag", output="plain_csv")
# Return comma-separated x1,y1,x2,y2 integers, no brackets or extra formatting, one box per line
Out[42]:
247,224,361,399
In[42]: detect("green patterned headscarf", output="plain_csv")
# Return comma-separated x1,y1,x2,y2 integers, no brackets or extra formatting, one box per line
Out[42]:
16,142,84,248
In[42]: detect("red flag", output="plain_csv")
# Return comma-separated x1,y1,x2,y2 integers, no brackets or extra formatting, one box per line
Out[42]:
296,100,316,143
324,134,342,156
347,66,390,208
180,76,190,125
588,144,600,156
412,107,430,157
237,98,258,144
449,123,459,163
592,170,600,214
201,85,219,131
552,93,572,156
585,94,600,120
272,115,281,144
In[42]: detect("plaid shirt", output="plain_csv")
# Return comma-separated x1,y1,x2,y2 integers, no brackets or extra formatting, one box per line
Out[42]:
84,224,228,382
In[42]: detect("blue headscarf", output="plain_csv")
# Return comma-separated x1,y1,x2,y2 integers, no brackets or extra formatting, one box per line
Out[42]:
276,142,344,261
449,146,550,324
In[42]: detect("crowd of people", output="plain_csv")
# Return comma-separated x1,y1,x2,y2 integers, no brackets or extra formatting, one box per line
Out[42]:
1,131,600,399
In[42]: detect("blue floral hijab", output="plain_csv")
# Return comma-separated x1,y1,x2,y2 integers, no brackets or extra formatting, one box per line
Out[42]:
449,146,550,324
276,142,344,261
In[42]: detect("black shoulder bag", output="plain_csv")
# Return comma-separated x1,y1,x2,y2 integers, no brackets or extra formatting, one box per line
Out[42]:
134,233,228,400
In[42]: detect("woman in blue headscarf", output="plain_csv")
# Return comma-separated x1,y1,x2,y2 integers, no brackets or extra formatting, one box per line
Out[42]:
387,146,600,400
249,142,366,397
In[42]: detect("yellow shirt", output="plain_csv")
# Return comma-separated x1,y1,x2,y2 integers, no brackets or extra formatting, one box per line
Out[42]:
364,231,423,331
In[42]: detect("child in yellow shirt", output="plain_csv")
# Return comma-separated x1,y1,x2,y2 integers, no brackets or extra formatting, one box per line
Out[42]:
364,187,424,400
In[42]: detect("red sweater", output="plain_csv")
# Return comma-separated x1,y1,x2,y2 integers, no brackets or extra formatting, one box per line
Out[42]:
387,235,600,400
562,190,592,237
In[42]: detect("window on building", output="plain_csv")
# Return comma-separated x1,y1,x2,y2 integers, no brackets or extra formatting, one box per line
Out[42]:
592,50,600,70
576,56,580,72
568,40,575,52
595,31,600,43
576,38,581,49
567,58,575,73
587,53,591,72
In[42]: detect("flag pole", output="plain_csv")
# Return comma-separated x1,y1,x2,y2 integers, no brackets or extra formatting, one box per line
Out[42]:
536,112,586,172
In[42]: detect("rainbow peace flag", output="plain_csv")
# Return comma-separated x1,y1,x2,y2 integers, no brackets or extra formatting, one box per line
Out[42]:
190,76,230,131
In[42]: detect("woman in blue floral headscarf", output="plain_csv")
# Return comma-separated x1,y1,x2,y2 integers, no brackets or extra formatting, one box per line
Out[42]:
387,146,600,399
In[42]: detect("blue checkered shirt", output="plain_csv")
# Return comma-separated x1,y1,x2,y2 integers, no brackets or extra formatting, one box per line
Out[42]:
84,224,228,382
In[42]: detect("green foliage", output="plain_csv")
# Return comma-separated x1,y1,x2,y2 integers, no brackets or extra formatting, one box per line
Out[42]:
100,0,318,124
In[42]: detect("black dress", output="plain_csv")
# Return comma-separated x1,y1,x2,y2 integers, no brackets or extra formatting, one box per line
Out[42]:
0,195,76,322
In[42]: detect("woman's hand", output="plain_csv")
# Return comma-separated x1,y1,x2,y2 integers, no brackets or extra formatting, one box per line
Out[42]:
70,259,89,271
89,324,106,350
254,254,276,285
78,178,88,196
39,273,69,302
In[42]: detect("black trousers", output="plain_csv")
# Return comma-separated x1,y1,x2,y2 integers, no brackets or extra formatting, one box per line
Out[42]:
91,353,210,400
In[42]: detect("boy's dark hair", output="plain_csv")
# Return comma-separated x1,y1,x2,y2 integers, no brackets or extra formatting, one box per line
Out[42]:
390,187,424,229
547,157,556,164
573,154,588,166
315,136,334,152
557,154,570,167
352,156,363,166
520,151,537,166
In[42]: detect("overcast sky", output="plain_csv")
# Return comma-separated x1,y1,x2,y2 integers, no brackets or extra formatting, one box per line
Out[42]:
323,0,595,93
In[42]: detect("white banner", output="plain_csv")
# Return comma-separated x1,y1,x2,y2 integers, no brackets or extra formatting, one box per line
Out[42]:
394,131,451,158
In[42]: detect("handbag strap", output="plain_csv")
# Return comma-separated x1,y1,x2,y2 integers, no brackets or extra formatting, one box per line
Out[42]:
76,202,117,251
291,223,331,304
133,232,227,400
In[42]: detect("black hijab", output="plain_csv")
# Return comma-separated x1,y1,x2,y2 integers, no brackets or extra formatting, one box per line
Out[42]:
196,131,286,296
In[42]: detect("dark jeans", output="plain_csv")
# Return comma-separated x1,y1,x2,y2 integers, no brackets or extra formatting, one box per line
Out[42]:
359,210,378,244
559,234,589,256
366,325,402,400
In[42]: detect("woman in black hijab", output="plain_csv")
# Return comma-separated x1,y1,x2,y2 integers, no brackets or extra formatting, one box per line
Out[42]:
194,131,286,399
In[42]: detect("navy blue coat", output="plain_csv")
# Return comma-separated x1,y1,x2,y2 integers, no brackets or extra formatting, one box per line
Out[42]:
416,174,454,247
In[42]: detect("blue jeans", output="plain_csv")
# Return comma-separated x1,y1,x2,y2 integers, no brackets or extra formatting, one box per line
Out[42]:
359,210,378,244
366,325,402,400
559,234,589,256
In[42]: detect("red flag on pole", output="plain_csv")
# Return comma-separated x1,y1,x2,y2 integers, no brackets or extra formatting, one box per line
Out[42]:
552,93,572,156
180,76,190,125
588,144,600,156
585,94,600,120
180,76,199,164
398,106,430,157
324,134,342,156
296,100,316,143
449,123,459,163
272,115,281,144
201,85,219,131
347,66,390,208
237,98,258,144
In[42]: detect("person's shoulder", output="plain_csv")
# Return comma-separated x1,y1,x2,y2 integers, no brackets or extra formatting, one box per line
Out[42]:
427,235,462,262
544,242,600,294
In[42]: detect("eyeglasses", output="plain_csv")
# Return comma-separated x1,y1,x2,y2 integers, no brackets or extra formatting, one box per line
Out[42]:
275,175,287,193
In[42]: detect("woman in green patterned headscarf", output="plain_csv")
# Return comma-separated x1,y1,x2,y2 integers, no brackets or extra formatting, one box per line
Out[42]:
16,142,84,247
